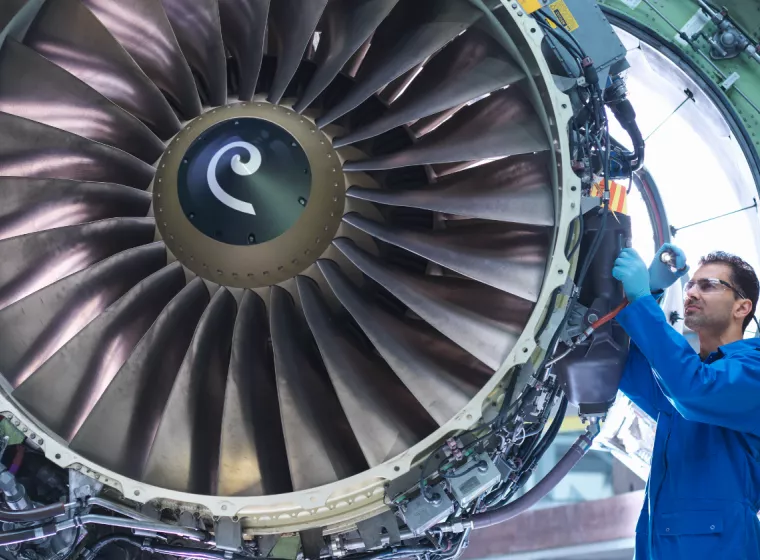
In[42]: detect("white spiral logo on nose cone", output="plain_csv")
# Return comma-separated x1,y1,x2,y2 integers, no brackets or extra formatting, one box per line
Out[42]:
206,141,262,215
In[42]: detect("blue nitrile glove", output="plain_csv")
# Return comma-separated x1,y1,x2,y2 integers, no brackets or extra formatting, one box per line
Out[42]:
613,248,651,302
649,243,689,292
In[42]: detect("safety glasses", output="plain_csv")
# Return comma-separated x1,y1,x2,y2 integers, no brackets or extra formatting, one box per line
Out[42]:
683,277,747,299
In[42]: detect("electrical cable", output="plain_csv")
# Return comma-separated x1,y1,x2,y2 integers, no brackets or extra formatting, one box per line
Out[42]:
538,9,586,58
470,423,599,529
533,18,583,73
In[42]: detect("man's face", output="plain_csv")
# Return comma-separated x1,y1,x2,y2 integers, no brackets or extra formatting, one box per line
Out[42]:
683,263,740,332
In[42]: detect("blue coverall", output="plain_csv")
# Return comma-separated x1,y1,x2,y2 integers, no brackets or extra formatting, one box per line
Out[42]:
616,295,760,559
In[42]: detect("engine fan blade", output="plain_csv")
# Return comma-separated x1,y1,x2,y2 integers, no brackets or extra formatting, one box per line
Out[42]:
293,0,399,113
82,0,202,119
343,87,548,171
0,217,156,312
0,39,164,163
143,288,237,495
267,0,328,105
219,0,270,102
0,178,151,240
347,153,554,226
334,27,524,147
71,278,210,480
333,239,532,370
160,0,227,107
317,259,489,425
317,0,489,127
24,0,180,139
0,242,166,388
270,285,368,490
218,290,293,496
12,263,186,442
296,275,437,466
0,112,155,188
0,0,26,30
342,213,549,302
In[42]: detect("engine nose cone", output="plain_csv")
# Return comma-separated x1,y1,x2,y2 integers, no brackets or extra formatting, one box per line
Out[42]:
178,118,311,245
153,102,345,287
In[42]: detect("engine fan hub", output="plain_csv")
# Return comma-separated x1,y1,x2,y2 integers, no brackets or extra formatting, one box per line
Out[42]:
153,101,345,287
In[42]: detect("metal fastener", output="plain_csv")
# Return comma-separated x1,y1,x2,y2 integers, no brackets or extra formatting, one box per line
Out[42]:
665,528,670,532
710,525,716,530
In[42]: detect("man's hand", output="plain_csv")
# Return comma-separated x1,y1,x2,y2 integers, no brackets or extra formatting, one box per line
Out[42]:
613,248,651,302
650,243,689,292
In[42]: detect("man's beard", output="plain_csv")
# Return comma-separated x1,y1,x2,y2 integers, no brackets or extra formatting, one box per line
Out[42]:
684,304,732,332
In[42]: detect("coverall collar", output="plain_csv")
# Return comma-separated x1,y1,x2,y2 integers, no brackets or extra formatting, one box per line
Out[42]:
712,337,760,359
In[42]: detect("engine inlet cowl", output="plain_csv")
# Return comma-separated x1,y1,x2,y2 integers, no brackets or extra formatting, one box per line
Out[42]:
0,0,577,529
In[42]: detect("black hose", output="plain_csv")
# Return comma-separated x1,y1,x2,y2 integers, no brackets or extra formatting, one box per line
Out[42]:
87,535,140,560
609,99,645,173
0,502,66,522
85,535,253,560
0,523,56,546
347,546,436,560
470,428,596,529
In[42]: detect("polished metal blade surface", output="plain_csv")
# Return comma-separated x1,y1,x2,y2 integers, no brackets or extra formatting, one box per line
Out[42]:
82,0,202,119
343,213,549,301
218,290,293,496
409,104,465,138
24,0,180,139
0,112,155,189
334,28,524,147
144,288,237,495
0,242,166,389
342,35,373,78
0,178,151,241
270,285,368,490
333,239,532,370
0,0,26,30
71,279,210,480
13,263,186,442
267,0,328,105
0,217,156,313
343,87,549,171
293,0,399,113
317,259,489,425
347,153,554,226
375,60,426,106
296,275,436,466
316,0,484,127
0,40,164,163
219,0,270,101
160,0,227,107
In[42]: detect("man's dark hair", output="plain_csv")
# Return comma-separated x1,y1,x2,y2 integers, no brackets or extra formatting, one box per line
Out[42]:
698,251,760,331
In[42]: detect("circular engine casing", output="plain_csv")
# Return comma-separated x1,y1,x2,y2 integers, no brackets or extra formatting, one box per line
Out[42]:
0,0,578,533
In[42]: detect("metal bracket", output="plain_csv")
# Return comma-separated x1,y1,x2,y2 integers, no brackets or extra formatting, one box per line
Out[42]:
721,71,741,91
300,528,325,560
215,517,242,552
356,510,401,549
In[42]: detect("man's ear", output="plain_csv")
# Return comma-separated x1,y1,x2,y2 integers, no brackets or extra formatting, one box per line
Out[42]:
735,299,754,324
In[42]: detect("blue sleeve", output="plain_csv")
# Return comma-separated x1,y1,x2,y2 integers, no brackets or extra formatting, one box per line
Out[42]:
617,296,760,436
618,344,667,420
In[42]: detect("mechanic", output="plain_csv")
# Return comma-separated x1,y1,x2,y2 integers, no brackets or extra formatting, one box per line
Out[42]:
612,245,760,559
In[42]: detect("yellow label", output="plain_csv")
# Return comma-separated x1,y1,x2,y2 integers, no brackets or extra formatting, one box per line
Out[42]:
517,0,543,13
547,0,579,32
